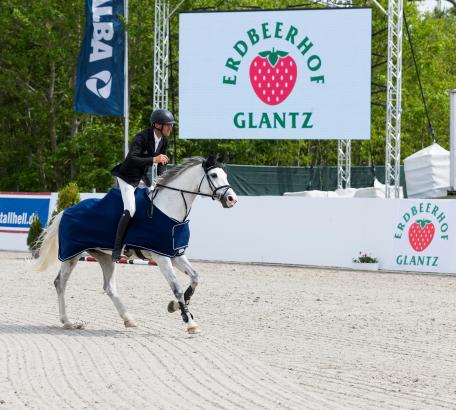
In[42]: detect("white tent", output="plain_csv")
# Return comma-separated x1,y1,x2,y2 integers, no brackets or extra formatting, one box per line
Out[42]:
354,178,404,198
404,142,450,198
283,179,404,198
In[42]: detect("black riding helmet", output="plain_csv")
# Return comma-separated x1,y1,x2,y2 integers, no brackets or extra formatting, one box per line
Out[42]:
150,109,175,127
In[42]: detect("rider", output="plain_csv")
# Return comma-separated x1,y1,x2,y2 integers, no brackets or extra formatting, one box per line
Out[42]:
110,108,175,261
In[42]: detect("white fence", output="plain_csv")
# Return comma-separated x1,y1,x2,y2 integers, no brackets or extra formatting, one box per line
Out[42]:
1,192,454,274
187,196,455,274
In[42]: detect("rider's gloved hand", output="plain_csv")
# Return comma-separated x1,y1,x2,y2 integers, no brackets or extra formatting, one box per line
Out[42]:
153,154,169,165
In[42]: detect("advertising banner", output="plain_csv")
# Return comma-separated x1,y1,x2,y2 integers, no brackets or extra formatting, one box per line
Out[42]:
385,200,455,273
179,8,372,139
74,0,125,116
0,193,51,233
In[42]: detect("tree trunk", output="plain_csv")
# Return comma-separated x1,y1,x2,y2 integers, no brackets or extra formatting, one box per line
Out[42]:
69,114,80,180
48,60,57,152
38,148,47,191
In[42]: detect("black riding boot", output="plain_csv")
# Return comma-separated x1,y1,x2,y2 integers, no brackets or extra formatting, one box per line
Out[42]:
112,210,131,262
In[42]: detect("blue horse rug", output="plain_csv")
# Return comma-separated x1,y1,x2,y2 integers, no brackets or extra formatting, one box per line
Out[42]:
58,188,190,261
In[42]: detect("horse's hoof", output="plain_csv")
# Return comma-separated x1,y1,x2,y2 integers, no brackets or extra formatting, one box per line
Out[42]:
167,300,179,313
75,321,87,330
124,319,137,328
187,324,201,334
63,321,86,330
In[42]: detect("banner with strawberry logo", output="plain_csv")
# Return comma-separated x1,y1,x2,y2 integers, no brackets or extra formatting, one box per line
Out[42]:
249,49,297,105
385,201,455,273
179,9,372,140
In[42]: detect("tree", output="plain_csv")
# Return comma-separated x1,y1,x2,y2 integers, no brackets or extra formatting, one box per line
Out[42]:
26,214,43,257
0,0,454,191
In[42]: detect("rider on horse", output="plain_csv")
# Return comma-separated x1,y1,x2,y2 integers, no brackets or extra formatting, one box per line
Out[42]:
110,109,175,262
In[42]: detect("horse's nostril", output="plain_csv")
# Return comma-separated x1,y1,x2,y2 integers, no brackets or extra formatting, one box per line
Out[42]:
228,195,234,202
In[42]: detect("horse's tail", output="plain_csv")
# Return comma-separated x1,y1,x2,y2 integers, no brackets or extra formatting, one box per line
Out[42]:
34,211,63,272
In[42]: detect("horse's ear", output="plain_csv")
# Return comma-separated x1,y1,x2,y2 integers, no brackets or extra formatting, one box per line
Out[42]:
204,154,216,170
216,153,225,164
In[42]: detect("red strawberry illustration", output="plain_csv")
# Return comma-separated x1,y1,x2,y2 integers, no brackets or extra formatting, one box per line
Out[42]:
249,48,297,106
408,219,435,252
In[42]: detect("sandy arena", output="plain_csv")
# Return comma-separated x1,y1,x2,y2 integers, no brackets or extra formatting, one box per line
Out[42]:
0,251,455,409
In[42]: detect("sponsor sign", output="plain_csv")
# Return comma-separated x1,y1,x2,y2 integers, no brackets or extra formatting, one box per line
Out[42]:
0,193,51,233
179,8,372,139
386,201,455,273
74,0,125,116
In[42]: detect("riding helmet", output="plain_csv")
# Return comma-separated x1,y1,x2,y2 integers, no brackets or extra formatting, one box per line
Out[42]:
150,109,175,126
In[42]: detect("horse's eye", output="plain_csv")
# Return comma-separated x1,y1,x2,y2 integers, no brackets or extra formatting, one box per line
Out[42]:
210,173,217,178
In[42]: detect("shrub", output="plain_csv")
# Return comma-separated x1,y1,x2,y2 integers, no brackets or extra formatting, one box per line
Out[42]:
27,215,43,252
56,182,81,213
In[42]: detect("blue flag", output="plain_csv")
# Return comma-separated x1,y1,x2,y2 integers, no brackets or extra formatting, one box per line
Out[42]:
74,0,125,116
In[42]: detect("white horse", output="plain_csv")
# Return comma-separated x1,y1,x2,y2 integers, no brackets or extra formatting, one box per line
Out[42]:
35,156,238,334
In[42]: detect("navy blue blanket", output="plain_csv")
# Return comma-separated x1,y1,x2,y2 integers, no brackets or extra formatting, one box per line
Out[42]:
58,188,190,261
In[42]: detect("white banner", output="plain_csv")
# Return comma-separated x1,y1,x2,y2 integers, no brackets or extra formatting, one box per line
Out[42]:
385,200,455,273
186,197,456,274
1,192,455,274
179,8,372,140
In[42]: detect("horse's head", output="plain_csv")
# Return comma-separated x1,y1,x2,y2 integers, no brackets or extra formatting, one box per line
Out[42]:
199,155,238,208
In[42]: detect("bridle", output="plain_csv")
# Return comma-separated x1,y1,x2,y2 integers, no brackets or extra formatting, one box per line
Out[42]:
153,164,232,221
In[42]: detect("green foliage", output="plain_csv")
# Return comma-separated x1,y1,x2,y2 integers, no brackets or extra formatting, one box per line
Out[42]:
26,215,43,250
0,0,455,191
56,182,80,213
352,252,379,263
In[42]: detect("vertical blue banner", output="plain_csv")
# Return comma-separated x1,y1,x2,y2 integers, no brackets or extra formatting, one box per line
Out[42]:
75,0,125,116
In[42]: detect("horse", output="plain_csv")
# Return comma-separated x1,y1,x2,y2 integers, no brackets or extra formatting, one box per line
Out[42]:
34,156,238,334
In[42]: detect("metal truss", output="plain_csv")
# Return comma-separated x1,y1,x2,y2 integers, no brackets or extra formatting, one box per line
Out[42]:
153,0,404,198
333,0,404,198
305,0,354,189
318,0,353,189
337,139,351,189
384,0,404,198
151,0,170,185
339,0,352,190
337,138,352,189
153,0,170,111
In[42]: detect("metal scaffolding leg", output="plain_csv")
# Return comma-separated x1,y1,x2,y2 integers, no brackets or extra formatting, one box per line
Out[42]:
337,139,352,189
335,0,353,190
385,0,403,198
151,0,170,186
154,0,402,198
337,139,351,189
153,0,169,111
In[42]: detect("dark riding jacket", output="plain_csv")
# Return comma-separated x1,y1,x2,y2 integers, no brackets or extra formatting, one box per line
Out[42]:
111,128,168,187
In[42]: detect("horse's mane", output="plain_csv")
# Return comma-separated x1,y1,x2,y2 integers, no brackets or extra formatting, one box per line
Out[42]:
156,156,204,188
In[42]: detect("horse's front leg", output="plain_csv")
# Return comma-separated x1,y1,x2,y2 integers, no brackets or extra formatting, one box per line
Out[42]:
168,255,199,314
155,255,200,334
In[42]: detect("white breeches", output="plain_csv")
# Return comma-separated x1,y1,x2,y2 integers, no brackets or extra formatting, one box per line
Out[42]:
117,177,136,217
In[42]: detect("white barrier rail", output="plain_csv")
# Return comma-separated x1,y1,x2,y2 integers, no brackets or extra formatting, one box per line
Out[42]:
1,192,454,274
186,196,456,274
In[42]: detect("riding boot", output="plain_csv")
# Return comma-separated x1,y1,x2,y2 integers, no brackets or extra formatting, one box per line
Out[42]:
112,210,131,262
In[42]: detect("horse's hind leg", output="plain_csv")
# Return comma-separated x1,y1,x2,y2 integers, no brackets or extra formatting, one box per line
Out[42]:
89,251,136,328
169,255,199,313
54,257,81,329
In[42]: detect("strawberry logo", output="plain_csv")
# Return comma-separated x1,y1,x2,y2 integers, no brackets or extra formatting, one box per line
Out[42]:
408,219,435,252
249,48,297,105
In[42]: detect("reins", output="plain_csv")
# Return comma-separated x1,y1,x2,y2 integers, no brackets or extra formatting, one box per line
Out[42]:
150,165,231,221
154,184,214,198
